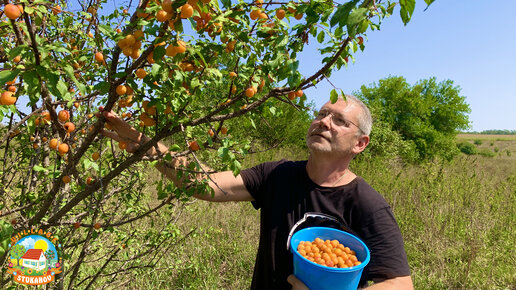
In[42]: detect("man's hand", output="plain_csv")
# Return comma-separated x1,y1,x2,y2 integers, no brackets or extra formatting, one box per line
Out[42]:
287,274,309,290
100,110,153,154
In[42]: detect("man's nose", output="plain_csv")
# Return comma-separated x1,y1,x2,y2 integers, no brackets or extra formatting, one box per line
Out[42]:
319,114,333,129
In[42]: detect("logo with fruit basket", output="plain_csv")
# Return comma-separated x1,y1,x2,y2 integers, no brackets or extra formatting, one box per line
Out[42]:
6,229,62,285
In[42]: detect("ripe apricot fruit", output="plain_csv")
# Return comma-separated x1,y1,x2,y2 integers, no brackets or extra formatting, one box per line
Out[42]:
295,89,303,97
58,143,69,155
86,177,94,185
0,91,17,105
62,175,71,184
63,122,75,133
73,222,80,229
135,68,147,79
93,222,101,230
357,36,364,45
94,52,104,63
4,4,21,20
245,87,256,98
188,140,200,151
180,4,193,18
58,110,70,122
229,72,237,78
49,138,59,149
162,0,173,13
156,10,170,22
276,9,286,20
116,84,127,95
221,127,228,134
297,238,362,268
92,152,100,161
118,141,127,150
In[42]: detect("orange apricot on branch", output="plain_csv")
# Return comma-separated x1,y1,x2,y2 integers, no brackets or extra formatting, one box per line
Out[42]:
180,4,193,18
49,138,59,149
156,10,170,22
276,9,286,20
116,84,127,95
58,110,70,122
245,87,256,98
92,152,100,161
62,175,71,184
94,52,104,63
135,68,147,79
139,112,156,126
0,91,17,105
4,4,21,20
93,222,101,229
162,0,174,13
58,143,69,155
188,140,200,151
63,122,75,133
52,5,61,15
118,141,127,150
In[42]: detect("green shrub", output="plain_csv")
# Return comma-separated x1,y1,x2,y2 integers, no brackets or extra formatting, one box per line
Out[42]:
457,141,477,155
474,139,483,145
477,148,495,157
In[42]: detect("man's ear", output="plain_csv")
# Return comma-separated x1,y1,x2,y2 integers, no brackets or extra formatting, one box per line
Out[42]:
353,135,370,154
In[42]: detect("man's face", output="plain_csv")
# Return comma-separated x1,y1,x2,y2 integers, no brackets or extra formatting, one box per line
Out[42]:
306,99,364,156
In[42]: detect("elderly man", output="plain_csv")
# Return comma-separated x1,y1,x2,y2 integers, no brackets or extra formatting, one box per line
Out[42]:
102,95,413,289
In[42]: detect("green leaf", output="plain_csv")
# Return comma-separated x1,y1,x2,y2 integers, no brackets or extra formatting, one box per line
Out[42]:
317,31,325,43
424,0,435,6
347,8,368,26
33,165,49,173
231,159,241,176
9,45,28,59
153,45,166,62
94,81,110,95
151,63,161,77
56,79,68,97
330,0,358,27
399,0,416,25
169,144,181,151
0,69,21,86
330,89,338,103
98,24,115,38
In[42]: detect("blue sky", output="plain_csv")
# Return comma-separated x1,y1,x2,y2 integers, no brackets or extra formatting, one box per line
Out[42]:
300,1,516,132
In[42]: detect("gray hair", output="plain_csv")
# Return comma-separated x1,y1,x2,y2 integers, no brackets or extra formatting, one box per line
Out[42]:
342,94,372,136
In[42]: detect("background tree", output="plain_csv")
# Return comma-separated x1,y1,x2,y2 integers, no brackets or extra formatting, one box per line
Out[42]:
0,0,433,287
44,249,56,267
356,76,471,162
9,244,25,267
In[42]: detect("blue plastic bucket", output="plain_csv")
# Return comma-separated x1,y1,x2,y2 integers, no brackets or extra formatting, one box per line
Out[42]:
290,227,370,290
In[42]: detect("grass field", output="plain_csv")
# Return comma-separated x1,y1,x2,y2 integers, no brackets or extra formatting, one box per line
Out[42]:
120,134,515,289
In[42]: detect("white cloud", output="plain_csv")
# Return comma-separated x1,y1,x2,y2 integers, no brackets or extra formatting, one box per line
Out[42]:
19,237,35,249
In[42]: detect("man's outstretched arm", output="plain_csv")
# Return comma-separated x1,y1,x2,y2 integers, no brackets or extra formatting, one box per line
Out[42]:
101,110,254,202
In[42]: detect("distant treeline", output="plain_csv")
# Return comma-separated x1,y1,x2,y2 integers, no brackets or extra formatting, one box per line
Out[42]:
463,130,516,135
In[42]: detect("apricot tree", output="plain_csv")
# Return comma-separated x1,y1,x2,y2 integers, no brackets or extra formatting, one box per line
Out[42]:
0,0,432,287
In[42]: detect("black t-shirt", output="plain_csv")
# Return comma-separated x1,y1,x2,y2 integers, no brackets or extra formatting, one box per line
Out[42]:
240,160,411,289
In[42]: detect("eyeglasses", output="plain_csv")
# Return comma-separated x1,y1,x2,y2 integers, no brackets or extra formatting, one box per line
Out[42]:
315,109,362,132
286,212,356,251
